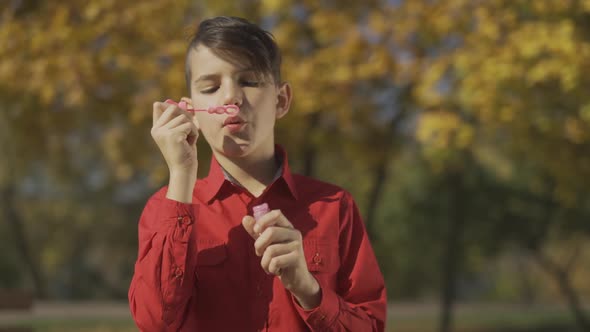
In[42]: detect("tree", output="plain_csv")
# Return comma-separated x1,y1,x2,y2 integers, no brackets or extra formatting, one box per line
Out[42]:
405,1,590,330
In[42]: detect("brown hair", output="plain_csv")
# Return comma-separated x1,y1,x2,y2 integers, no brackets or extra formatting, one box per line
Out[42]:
184,16,282,92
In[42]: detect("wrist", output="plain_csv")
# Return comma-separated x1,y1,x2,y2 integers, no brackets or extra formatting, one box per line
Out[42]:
166,170,197,203
293,273,321,310
169,167,197,180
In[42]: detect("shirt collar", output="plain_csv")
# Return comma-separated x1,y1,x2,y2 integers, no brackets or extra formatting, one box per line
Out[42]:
201,144,299,203
221,161,283,188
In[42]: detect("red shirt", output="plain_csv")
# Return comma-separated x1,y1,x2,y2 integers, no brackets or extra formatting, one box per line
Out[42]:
128,145,387,331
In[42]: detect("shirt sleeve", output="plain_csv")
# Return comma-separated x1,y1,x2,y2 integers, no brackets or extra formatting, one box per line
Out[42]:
128,190,199,332
293,191,387,331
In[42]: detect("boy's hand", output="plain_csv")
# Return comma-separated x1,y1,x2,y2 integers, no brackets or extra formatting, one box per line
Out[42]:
151,99,200,203
242,210,321,309
151,99,200,175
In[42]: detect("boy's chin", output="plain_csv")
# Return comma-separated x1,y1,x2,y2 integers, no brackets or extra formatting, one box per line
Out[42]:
219,137,252,157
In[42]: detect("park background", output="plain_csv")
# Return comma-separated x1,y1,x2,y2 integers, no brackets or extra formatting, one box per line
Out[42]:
1,0,589,331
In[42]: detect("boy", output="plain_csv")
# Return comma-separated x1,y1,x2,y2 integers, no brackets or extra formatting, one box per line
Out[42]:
128,16,386,331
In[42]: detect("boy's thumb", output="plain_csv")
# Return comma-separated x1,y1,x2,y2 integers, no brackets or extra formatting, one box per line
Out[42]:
242,215,257,239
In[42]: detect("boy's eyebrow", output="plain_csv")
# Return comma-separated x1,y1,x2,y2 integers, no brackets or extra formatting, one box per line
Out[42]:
193,68,257,85
193,74,218,85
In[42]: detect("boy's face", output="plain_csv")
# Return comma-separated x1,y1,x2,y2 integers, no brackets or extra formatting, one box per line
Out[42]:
185,45,291,159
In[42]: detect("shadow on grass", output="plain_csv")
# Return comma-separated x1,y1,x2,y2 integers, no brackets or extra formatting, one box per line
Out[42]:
474,324,578,332
0,322,581,332
393,323,579,332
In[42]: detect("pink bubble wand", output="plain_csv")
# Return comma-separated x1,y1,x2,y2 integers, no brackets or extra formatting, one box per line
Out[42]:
165,99,239,115
253,203,270,222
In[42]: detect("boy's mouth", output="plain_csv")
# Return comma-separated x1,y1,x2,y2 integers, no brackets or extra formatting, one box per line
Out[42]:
223,116,246,126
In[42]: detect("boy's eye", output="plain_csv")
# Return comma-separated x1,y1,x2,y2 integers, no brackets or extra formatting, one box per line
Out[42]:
240,80,261,87
200,86,219,94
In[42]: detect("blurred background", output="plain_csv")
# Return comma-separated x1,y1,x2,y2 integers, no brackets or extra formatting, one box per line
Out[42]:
1,0,589,331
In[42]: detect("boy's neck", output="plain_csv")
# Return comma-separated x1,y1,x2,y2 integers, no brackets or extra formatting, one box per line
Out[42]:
213,146,279,197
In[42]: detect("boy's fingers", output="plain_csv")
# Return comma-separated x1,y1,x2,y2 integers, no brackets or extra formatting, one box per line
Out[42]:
242,216,257,239
260,243,293,274
189,123,199,141
254,227,294,256
272,211,294,229
155,104,175,128
253,210,294,234
187,122,199,140
155,104,187,128
193,116,201,132
177,97,200,131
163,114,191,130
268,252,297,276
153,102,165,126
180,97,193,108
169,122,194,140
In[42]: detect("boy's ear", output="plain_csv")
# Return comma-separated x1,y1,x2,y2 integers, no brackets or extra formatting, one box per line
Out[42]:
276,82,292,119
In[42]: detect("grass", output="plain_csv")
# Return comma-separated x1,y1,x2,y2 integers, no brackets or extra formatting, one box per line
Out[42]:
0,304,585,332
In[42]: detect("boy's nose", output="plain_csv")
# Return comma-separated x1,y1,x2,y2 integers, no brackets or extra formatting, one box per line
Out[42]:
222,83,243,108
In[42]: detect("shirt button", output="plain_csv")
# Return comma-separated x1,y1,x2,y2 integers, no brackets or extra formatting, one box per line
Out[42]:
174,267,184,278
313,253,322,264
181,215,192,225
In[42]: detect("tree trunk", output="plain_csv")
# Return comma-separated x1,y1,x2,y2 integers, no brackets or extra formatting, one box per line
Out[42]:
439,170,466,332
365,159,387,240
556,271,590,332
1,186,47,298
364,96,408,239
534,252,590,332
515,250,536,305
302,112,320,177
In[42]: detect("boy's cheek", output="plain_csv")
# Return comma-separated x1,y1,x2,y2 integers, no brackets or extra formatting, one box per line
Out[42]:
195,114,210,127
196,121,217,139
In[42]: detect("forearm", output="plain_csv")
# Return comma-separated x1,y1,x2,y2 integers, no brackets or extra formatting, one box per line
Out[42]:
129,238,197,331
129,274,194,332
293,193,387,331
166,171,197,203
129,196,200,331
293,280,386,332
291,272,322,310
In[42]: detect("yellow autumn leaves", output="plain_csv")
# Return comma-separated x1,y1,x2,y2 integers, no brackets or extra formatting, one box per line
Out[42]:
2,0,589,198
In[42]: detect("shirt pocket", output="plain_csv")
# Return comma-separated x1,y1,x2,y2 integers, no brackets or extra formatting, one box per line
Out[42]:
302,239,339,274
194,240,228,289
196,240,227,266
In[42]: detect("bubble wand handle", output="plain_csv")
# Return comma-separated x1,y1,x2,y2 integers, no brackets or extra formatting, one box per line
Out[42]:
165,99,239,115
